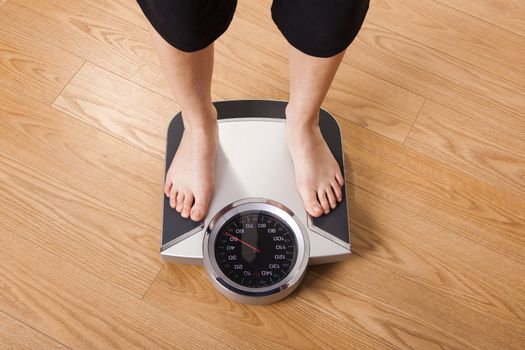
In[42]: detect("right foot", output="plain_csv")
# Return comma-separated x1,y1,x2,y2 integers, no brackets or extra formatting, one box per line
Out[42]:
164,106,218,222
285,106,344,217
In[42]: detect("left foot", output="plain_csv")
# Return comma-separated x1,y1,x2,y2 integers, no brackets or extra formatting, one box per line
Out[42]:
286,106,345,217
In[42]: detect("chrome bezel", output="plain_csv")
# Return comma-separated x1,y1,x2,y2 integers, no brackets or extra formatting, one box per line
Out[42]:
203,198,310,304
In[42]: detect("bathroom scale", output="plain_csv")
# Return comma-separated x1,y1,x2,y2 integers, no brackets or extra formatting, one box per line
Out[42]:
161,100,350,304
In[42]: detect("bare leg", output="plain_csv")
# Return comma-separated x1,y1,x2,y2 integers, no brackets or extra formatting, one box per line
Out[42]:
286,44,345,217
148,22,218,222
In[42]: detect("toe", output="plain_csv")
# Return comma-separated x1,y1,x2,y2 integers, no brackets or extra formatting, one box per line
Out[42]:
191,190,212,222
181,192,194,218
326,186,337,209
317,188,330,214
299,187,323,217
335,169,344,187
164,178,172,197
331,179,343,202
169,187,177,208
176,191,184,212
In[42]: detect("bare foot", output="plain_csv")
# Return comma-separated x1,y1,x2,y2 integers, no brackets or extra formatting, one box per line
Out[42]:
164,106,218,221
285,106,344,217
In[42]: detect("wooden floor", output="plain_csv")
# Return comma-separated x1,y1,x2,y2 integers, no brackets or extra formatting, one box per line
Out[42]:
1,0,524,349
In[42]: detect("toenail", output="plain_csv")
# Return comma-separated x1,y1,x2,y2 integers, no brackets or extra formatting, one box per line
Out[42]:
313,206,321,213
192,209,200,218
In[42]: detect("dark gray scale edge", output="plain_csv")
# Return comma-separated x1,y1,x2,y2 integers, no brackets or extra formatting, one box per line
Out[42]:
162,100,349,247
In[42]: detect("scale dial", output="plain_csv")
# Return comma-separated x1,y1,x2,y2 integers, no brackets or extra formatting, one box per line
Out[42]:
203,199,310,305
214,211,297,288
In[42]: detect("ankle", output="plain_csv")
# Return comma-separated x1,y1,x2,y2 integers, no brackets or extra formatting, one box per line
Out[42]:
182,104,218,133
285,103,319,130
184,124,218,147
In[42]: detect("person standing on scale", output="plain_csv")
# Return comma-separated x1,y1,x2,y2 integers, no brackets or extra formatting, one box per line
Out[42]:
136,0,370,221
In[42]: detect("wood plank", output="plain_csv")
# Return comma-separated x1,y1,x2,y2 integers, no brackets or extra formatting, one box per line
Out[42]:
1,0,524,348
0,88,163,230
52,60,280,161
144,184,525,349
7,0,425,144
368,0,525,87
222,4,426,142
143,261,481,350
0,311,69,350
323,63,423,142
0,90,163,297
342,186,525,326
435,0,525,37
129,34,426,142
56,63,424,166
338,117,525,264
4,0,283,102
0,150,160,298
0,229,229,350
53,62,178,159
2,0,159,94
242,0,524,143
87,0,146,28
303,265,524,350
50,0,425,145
144,264,383,350
0,13,84,104
51,61,276,162
4,0,281,102
347,23,525,141
406,100,525,199
44,0,425,143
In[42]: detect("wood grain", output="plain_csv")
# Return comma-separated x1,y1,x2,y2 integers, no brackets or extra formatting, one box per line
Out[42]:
0,311,68,350
1,0,525,348
53,62,178,159
320,185,525,349
0,13,84,104
406,100,525,199
0,90,163,297
339,116,525,263
2,0,156,94
221,2,426,142
368,0,525,87
435,0,525,37
143,182,525,349
0,228,230,350
348,23,525,140
346,187,525,319
145,264,383,350
41,0,426,144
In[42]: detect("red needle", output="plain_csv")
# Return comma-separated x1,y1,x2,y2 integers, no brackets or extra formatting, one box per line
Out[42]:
223,231,261,253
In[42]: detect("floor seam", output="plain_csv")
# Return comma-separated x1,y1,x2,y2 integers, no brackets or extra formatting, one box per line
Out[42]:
362,20,525,97
0,309,74,350
431,0,525,41
141,262,166,300
0,152,162,301
345,177,524,265
50,60,87,107
403,98,427,144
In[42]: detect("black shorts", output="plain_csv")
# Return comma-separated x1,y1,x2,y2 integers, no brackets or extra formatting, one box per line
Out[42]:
136,0,369,57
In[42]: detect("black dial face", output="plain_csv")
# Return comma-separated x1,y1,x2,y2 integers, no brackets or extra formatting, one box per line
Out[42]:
214,210,297,288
